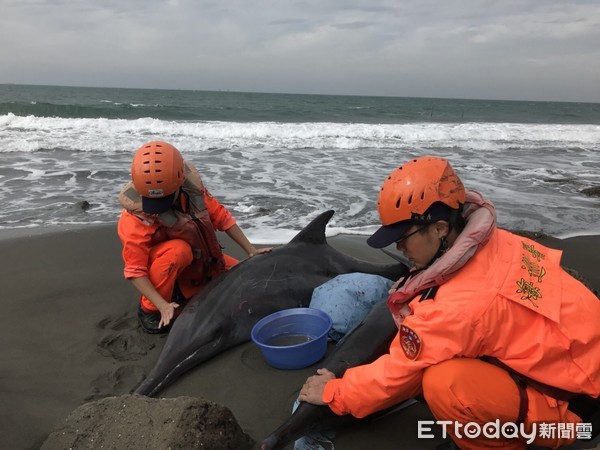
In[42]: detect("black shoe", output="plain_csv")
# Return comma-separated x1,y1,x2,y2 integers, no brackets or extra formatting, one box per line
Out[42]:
169,283,189,322
137,305,171,334
171,282,188,306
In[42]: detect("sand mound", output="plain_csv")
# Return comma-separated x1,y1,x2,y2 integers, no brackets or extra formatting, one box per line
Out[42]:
41,394,255,450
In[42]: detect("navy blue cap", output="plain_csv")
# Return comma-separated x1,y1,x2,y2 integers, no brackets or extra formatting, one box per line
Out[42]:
367,202,454,248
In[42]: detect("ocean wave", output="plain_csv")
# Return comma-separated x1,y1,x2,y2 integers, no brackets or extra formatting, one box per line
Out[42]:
2,113,599,154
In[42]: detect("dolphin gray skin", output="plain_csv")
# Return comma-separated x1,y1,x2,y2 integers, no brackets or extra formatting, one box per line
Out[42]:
258,299,402,450
135,210,408,397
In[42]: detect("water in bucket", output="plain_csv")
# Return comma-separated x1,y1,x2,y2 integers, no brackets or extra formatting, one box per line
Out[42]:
266,334,313,346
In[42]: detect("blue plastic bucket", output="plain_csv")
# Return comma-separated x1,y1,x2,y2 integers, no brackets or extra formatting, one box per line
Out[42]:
251,307,333,370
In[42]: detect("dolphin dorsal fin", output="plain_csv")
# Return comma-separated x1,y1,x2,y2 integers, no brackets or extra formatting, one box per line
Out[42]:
289,210,334,245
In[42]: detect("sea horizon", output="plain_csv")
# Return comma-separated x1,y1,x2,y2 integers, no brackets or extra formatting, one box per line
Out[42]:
3,81,600,106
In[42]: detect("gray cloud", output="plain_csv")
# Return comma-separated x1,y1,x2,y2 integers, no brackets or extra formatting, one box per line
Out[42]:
1,0,599,101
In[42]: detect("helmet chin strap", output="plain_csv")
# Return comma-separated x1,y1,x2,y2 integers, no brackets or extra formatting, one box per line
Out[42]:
423,237,446,268
413,211,460,270
428,213,458,267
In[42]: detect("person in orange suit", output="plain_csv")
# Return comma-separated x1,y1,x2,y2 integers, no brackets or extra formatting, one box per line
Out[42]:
299,156,599,449
118,141,270,333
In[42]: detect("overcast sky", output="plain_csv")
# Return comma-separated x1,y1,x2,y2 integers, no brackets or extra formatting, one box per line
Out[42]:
2,0,599,102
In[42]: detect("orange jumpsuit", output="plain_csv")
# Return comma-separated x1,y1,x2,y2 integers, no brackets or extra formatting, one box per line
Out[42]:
323,229,600,449
118,182,238,312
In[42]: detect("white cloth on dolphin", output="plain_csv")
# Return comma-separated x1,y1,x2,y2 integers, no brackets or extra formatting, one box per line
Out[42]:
309,273,394,342
292,399,336,450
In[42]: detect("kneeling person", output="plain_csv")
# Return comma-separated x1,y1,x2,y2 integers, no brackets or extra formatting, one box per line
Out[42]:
118,141,270,333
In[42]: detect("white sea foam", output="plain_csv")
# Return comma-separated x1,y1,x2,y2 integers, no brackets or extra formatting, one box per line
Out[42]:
1,113,599,240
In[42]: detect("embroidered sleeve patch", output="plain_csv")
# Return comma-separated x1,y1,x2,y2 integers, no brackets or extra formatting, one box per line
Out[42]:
399,324,422,361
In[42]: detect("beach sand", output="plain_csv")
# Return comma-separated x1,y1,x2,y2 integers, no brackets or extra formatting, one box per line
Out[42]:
1,225,599,450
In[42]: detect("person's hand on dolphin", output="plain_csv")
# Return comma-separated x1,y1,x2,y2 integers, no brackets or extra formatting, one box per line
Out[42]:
158,301,179,328
388,276,406,294
298,368,336,405
249,247,273,256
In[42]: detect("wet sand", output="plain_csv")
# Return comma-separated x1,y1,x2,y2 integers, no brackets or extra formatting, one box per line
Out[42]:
1,224,598,449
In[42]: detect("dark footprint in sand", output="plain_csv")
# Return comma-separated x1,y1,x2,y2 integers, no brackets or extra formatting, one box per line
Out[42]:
97,310,138,331
86,365,146,401
97,333,156,361
96,311,156,361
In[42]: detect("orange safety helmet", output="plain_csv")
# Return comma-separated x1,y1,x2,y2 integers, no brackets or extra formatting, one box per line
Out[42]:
367,156,465,248
131,141,185,213
378,156,465,225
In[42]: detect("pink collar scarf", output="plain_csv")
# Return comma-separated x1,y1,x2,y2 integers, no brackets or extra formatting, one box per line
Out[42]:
387,190,497,326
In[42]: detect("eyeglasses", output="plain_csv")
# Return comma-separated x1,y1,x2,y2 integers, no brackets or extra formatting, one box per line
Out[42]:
395,224,430,244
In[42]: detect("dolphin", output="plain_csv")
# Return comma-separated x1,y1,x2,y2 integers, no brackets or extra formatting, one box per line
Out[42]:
135,210,408,396
259,299,411,450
